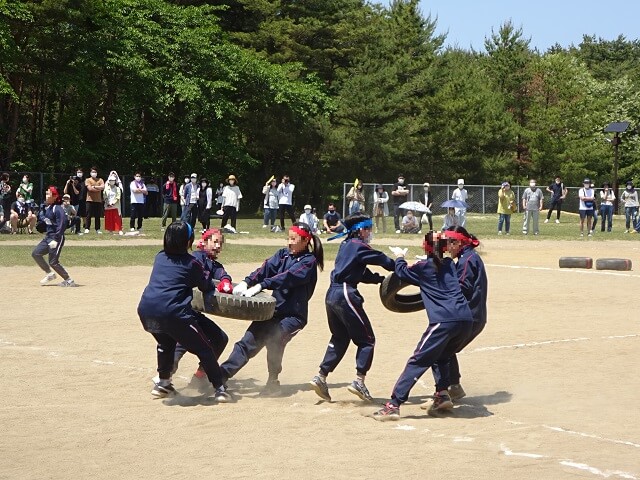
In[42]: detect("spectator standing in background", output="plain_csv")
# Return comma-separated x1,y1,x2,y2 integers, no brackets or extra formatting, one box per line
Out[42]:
600,182,615,233
521,179,544,235
497,181,516,235
129,172,148,231
64,173,81,215
145,178,160,218
84,167,105,234
1,172,12,215
181,173,199,226
197,177,213,233
451,179,468,227
215,182,224,213
391,174,409,233
220,174,242,231
179,174,189,218
161,172,178,230
373,184,389,234
262,177,279,231
418,182,433,231
104,174,124,235
545,176,567,224
346,180,365,215
578,178,596,237
277,175,296,230
621,181,638,233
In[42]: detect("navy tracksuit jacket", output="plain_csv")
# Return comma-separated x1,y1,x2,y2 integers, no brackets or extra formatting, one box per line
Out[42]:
390,256,474,406
137,251,225,388
432,246,488,389
32,203,70,280
318,238,395,376
221,248,318,379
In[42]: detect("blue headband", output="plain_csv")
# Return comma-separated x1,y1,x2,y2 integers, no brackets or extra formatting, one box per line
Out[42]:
328,218,373,241
185,222,193,239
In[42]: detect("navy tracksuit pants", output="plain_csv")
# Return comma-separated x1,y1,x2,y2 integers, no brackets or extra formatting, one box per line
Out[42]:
220,315,305,379
173,312,228,372
319,284,375,377
32,236,70,280
432,320,486,391
390,321,473,407
148,316,225,389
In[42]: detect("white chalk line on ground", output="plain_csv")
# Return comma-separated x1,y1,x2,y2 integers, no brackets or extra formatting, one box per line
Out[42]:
465,334,639,354
486,263,640,278
3,335,640,478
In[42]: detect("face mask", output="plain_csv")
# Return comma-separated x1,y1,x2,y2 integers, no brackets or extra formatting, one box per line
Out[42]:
229,180,235,185
201,183,207,188
191,178,197,183
398,179,404,184
17,197,24,203
424,187,429,191
135,176,141,181
109,180,115,185
529,182,536,187
329,209,335,213
91,172,97,178
556,180,561,184
22,177,28,183
627,186,632,190
76,172,83,178
185,178,190,184
304,209,311,214
168,177,174,182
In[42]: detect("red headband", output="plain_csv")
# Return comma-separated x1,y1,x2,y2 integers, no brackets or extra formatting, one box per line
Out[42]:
48,186,59,198
443,231,480,248
290,225,312,239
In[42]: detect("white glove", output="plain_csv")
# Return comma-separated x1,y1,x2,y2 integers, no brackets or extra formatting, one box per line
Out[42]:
242,284,262,297
233,281,248,296
48,240,58,249
389,246,408,258
415,254,429,260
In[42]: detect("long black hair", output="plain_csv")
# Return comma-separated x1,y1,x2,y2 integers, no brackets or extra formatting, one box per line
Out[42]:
164,221,195,255
292,221,324,271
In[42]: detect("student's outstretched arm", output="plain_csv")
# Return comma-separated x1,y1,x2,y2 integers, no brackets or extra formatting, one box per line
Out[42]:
260,255,317,290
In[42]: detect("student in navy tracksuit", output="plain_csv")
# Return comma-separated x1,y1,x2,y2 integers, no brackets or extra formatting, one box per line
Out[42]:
33,186,76,287
309,213,395,403
372,231,474,421
137,222,230,402
171,228,232,380
220,222,323,395
430,226,487,403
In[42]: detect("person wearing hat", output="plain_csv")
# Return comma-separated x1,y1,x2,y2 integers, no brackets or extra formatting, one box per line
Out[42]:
61,193,81,234
497,181,516,235
104,173,124,235
451,179,468,227
391,174,409,233
545,176,568,224
220,174,242,231
578,178,596,237
418,182,433,231
181,173,199,227
621,180,639,233
298,204,319,233
32,186,76,287
373,184,389,233
599,182,615,232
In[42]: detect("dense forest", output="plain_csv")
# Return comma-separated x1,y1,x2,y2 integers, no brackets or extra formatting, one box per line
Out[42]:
1,0,640,203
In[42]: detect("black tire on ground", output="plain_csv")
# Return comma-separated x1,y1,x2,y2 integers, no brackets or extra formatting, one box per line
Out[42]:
191,283,276,321
379,272,423,313
595,258,633,271
559,257,593,269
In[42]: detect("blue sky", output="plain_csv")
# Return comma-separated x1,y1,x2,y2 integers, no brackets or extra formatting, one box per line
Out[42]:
386,1,640,52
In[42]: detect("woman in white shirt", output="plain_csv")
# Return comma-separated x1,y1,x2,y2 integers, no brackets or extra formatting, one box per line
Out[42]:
277,175,296,230
129,172,148,231
621,181,639,233
221,174,242,231
599,182,615,233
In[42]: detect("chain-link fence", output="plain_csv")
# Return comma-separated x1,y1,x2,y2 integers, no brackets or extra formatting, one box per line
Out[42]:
341,183,627,217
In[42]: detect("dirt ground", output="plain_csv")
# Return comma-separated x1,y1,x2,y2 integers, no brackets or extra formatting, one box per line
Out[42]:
1,239,639,479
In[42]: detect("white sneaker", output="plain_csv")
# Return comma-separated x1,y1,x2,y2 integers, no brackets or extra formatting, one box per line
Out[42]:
130,228,135,232
84,229,89,234
544,219,549,223
97,230,103,234
395,229,401,234
59,278,77,287
497,231,502,235
555,219,560,224
262,225,268,228
40,272,57,285
118,231,124,236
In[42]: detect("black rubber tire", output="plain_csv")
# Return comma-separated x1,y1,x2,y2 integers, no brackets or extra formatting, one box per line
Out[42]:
191,282,276,321
559,257,593,269
595,258,632,271
379,272,423,313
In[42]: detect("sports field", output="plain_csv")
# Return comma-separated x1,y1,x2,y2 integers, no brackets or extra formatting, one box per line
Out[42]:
1,223,639,479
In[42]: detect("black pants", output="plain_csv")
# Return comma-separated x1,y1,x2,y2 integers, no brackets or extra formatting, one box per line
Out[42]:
279,204,295,229
546,199,563,220
148,317,225,388
130,203,144,229
85,201,102,231
199,207,211,230
173,313,228,372
68,216,81,234
221,205,237,229
393,204,404,231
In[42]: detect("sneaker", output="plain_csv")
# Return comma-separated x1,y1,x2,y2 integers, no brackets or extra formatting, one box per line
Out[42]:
448,383,466,401
588,231,593,237
118,231,123,236
40,272,57,285
372,402,400,421
428,391,454,415
84,228,90,234
96,230,102,234
309,375,331,401
625,229,630,233
213,387,232,403
580,233,584,237
522,231,527,235
130,228,135,232
555,219,560,224
497,231,502,235
395,229,401,234
259,379,281,397
544,219,549,223
59,278,77,287
151,383,176,398
347,380,374,402
262,224,268,228
505,232,510,235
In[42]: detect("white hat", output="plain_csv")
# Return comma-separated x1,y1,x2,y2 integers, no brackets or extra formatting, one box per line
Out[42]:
190,173,198,178
304,204,312,210
457,178,464,185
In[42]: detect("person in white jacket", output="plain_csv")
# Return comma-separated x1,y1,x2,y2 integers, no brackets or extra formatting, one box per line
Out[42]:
221,174,242,231
277,175,296,230
298,204,319,233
